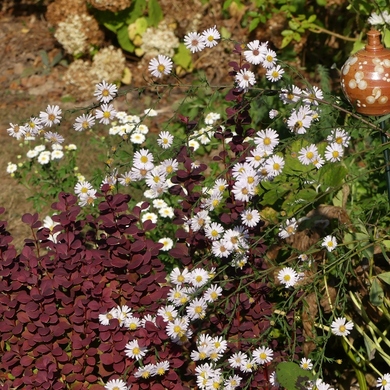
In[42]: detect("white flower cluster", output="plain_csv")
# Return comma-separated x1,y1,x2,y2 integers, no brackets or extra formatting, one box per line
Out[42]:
54,13,91,56
6,104,78,174
147,26,220,78
234,39,284,91
99,265,277,390
141,21,180,58
368,10,390,26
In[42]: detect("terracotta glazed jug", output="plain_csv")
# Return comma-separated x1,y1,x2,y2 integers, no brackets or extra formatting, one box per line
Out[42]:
341,29,390,116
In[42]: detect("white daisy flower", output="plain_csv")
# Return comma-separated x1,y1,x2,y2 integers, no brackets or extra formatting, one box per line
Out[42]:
95,103,117,125
262,48,277,69
201,25,220,48
39,104,62,127
158,237,173,251
148,54,173,78
300,357,313,370
325,142,344,162
376,373,390,390
252,346,274,365
6,162,17,174
265,155,285,176
330,317,354,336
244,40,268,65
322,235,337,252
254,127,279,152
235,68,256,89
184,31,205,53
157,131,174,148
277,267,299,288
241,208,261,228
298,144,319,165
94,80,118,103
104,378,128,390
266,65,284,82
124,339,147,360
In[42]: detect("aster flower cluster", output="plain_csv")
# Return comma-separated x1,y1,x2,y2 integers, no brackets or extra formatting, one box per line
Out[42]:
233,39,285,91
148,26,220,78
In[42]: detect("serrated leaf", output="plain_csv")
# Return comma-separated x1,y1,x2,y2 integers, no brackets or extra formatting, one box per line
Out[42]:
370,277,384,306
276,362,314,390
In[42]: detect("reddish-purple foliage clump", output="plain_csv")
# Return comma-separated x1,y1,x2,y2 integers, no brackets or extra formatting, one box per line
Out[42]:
0,192,172,389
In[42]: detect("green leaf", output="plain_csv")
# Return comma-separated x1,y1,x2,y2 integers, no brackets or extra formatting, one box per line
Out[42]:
363,334,377,361
117,24,135,52
249,18,260,32
370,277,384,306
125,0,147,24
318,163,347,188
39,50,50,68
148,0,163,27
276,362,314,390
103,21,124,33
173,43,193,71
378,272,390,285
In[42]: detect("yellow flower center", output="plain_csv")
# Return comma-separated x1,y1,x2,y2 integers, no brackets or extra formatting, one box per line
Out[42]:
283,275,291,281
264,137,271,145
140,156,148,163
273,163,280,171
157,64,166,73
332,151,339,158
306,151,314,159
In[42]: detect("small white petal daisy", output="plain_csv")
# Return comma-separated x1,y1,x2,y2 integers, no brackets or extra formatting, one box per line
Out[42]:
300,357,313,370
325,142,344,162
94,80,118,103
265,65,284,82
95,103,117,125
376,373,390,390
148,54,173,78
252,346,274,365
184,31,205,53
322,235,337,252
330,317,354,336
243,39,268,65
157,131,174,148
201,25,220,48
235,68,256,90
158,237,173,251
241,208,261,228
104,378,128,390
124,339,147,360
277,267,299,288
39,104,62,127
